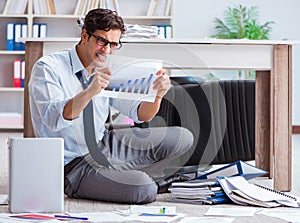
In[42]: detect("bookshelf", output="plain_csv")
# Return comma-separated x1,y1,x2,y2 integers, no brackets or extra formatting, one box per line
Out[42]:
0,0,173,130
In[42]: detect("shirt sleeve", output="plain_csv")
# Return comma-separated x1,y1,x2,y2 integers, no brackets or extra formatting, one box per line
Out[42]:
29,60,74,131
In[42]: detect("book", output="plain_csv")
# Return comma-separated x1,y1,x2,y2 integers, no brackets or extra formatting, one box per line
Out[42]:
147,0,155,16
33,0,41,14
164,0,171,16
196,160,268,181
2,0,12,14
48,0,56,14
218,176,300,208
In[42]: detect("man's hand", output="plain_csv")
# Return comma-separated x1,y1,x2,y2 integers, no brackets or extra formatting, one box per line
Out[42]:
88,67,112,95
153,69,171,98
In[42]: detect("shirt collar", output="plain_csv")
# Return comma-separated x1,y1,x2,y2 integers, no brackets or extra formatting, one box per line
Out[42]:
70,44,89,82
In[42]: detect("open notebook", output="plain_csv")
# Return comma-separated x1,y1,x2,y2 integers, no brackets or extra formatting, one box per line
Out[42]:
219,176,300,208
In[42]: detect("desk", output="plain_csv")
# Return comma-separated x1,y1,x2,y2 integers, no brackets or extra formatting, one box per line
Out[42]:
23,38,299,191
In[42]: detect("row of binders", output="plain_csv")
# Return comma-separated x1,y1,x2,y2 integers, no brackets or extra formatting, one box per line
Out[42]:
13,59,25,88
6,23,47,51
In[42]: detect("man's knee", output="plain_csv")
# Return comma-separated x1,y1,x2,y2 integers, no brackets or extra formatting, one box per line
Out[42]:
127,182,157,204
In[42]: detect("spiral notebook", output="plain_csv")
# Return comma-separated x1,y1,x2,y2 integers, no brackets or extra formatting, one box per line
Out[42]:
218,176,300,208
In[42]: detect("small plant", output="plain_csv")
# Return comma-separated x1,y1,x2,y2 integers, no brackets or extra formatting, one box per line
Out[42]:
211,5,274,79
212,5,274,40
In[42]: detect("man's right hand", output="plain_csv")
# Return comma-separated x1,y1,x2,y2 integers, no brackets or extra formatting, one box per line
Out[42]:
88,67,112,95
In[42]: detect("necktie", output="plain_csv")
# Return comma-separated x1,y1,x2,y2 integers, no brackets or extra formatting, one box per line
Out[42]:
76,71,112,168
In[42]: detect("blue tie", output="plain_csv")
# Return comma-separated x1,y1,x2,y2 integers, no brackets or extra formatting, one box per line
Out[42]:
76,71,112,168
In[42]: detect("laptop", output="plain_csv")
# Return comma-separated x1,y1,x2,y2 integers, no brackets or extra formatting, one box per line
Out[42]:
8,137,64,213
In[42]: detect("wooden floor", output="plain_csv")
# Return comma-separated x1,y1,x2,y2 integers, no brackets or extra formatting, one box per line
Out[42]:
1,132,299,222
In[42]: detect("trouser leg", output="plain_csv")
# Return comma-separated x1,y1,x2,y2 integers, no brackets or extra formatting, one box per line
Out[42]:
101,126,194,180
64,126,193,203
64,155,157,204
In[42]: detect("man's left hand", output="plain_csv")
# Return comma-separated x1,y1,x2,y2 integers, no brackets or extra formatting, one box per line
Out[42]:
153,69,171,98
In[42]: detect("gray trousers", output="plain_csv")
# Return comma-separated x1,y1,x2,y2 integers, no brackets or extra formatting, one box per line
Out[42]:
64,126,194,204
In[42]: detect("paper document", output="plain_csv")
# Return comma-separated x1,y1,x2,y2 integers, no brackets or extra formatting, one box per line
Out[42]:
219,176,300,208
99,59,162,102
205,206,260,217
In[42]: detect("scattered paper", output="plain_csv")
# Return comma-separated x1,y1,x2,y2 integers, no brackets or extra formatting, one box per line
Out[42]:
205,206,261,217
129,205,176,214
70,211,185,223
257,208,300,223
70,212,126,222
177,216,235,223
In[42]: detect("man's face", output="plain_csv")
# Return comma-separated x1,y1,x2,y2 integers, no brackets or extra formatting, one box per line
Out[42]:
82,29,122,68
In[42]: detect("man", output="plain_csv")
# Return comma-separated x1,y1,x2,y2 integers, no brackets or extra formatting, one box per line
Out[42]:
29,8,193,204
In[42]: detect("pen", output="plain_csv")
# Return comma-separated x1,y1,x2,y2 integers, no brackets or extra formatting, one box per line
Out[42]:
54,214,89,220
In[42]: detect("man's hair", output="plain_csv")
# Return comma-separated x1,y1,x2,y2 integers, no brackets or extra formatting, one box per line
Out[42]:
83,8,125,34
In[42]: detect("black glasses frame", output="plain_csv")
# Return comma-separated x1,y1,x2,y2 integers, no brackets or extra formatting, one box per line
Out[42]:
88,31,122,50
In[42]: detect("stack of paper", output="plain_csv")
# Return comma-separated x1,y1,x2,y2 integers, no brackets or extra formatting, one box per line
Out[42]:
168,179,230,205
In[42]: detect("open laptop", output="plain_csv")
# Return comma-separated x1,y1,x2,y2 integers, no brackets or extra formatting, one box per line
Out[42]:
8,137,64,213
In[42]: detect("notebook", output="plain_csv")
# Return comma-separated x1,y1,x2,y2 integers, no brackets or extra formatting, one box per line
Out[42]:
8,137,64,213
218,176,300,208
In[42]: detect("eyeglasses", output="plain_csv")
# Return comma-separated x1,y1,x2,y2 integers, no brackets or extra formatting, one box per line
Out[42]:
88,31,122,50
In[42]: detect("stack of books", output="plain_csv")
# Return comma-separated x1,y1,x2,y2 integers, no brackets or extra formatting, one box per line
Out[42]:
168,179,230,205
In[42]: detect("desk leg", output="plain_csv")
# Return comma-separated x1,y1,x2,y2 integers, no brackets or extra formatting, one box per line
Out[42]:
255,71,272,178
272,45,292,191
24,42,43,138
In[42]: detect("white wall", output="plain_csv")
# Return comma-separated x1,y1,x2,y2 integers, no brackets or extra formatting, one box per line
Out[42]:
173,0,300,125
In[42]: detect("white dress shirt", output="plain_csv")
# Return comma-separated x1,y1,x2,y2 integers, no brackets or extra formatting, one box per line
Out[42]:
29,44,141,165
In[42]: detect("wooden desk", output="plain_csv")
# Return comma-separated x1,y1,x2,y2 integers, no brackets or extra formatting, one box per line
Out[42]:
23,38,299,191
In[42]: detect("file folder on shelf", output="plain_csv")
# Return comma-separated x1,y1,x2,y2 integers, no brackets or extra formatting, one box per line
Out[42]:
20,24,28,50
6,23,14,51
21,60,25,88
32,24,40,38
14,24,22,50
13,59,22,88
39,24,47,38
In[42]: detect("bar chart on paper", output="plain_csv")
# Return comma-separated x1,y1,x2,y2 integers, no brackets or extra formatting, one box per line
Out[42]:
107,73,154,94
99,60,161,102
